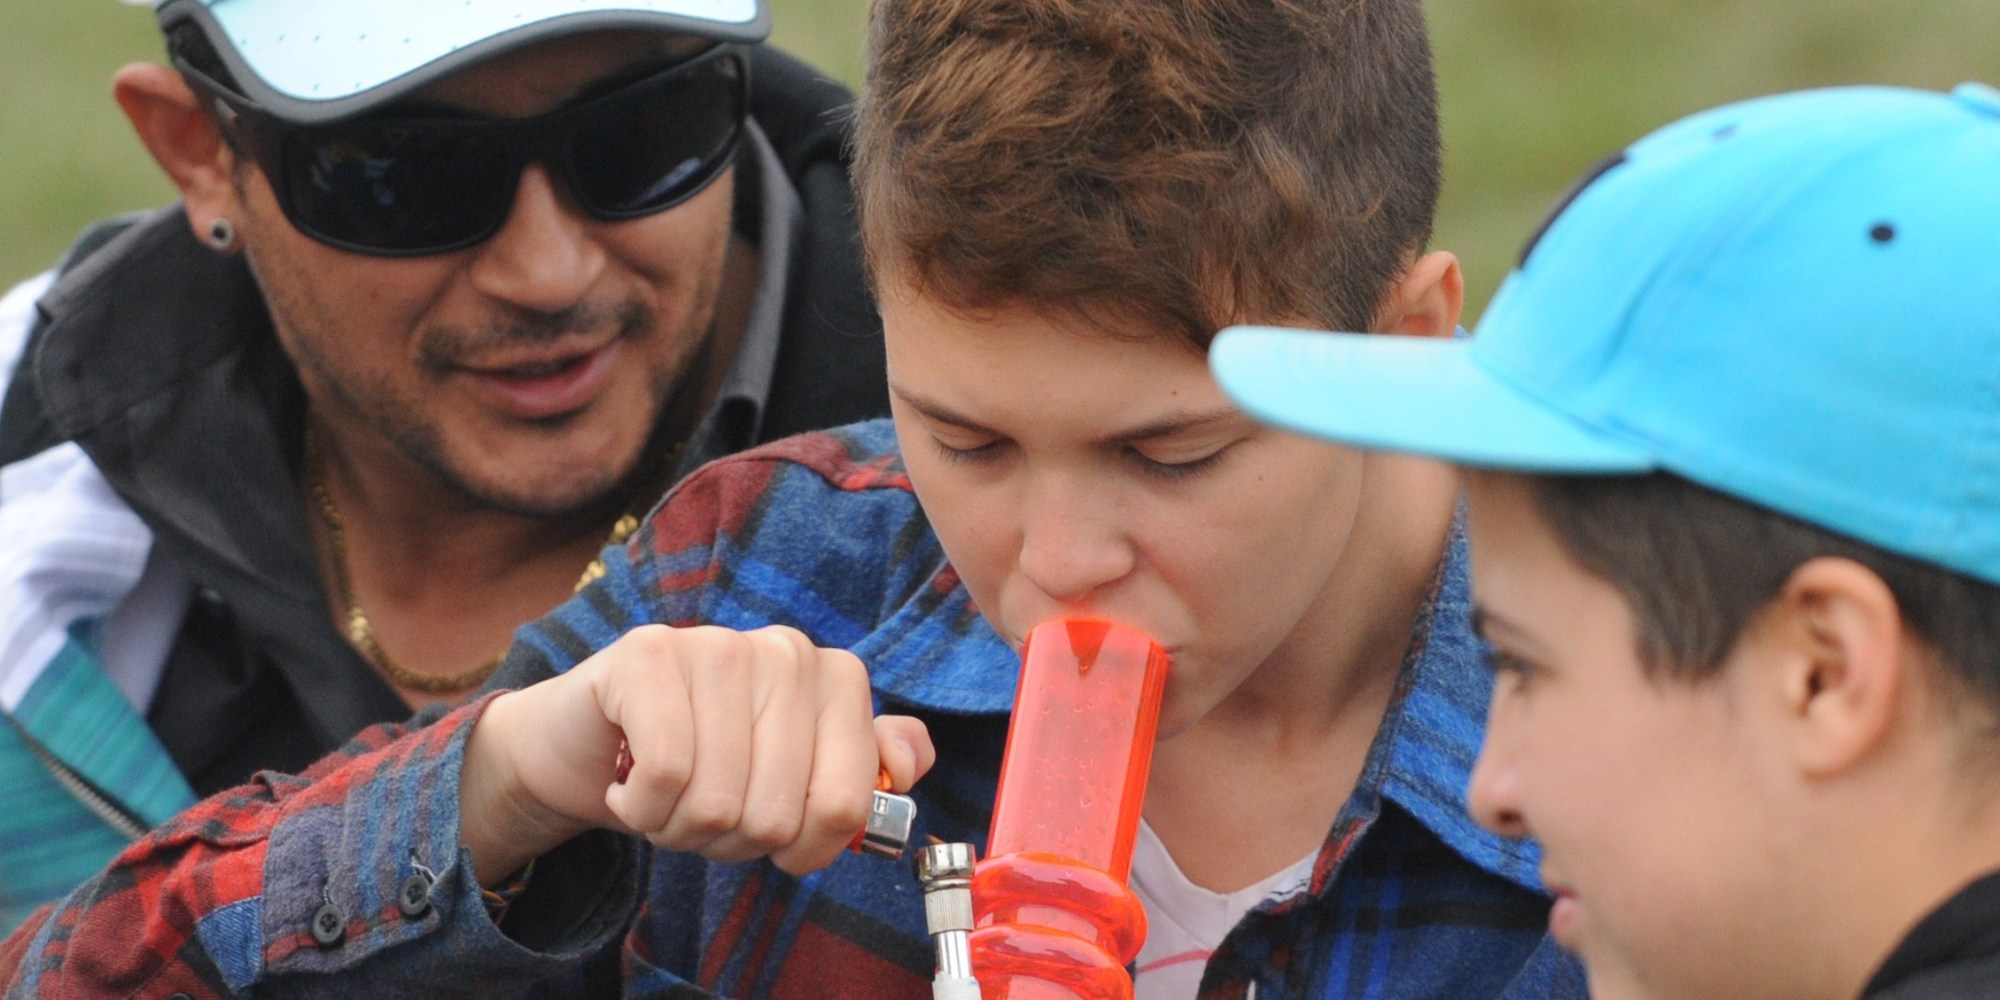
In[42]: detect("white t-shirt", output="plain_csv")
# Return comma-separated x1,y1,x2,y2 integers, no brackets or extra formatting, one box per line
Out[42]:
1129,820,1317,1000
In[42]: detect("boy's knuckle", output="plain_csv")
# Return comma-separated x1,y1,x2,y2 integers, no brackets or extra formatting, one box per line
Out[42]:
736,802,804,848
621,624,681,662
751,625,817,662
645,757,694,793
677,789,744,834
814,787,873,834
821,650,870,689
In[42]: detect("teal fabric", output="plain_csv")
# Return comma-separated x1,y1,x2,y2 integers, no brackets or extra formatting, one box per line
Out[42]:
0,637,196,932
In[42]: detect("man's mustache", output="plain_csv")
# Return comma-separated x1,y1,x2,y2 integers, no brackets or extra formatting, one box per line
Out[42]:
418,300,654,364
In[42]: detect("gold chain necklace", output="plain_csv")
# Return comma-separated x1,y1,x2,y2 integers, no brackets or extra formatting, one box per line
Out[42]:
307,436,639,695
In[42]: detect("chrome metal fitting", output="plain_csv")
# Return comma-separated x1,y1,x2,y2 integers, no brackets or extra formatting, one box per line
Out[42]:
916,842,980,985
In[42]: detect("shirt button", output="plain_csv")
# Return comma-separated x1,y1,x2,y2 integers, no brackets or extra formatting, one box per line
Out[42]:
310,903,347,947
398,872,434,919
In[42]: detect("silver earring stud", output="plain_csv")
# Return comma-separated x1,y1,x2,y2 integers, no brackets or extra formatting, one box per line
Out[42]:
205,217,237,251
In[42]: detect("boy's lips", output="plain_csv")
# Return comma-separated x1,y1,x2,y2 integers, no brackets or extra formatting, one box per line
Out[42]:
1544,878,1580,948
1001,629,1180,664
456,342,620,420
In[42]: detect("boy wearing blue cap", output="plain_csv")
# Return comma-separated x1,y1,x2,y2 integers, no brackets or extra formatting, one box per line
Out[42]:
1212,83,2000,998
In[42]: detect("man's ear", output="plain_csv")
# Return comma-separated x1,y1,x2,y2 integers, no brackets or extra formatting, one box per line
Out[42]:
1373,250,1463,339
113,63,246,242
1763,557,1909,777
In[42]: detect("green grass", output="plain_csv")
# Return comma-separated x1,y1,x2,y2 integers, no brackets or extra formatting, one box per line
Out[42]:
9,2,2000,322
1,4,173,282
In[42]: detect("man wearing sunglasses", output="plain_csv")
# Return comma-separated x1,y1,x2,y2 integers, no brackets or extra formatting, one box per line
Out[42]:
0,0,887,931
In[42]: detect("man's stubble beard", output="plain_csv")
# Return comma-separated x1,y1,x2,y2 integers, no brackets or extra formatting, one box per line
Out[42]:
266,272,714,524
395,314,711,523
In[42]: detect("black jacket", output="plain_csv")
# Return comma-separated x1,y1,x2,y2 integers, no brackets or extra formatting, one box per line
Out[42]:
0,46,886,797
1864,870,2000,999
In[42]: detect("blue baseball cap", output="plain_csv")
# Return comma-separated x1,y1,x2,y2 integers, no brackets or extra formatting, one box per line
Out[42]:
1210,83,2000,586
153,0,769,123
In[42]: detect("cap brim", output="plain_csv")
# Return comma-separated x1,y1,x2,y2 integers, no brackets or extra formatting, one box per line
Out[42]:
162,0,768,123
1210,326,1657,473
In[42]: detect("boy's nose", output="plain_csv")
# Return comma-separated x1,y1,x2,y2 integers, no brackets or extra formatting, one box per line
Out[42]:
1015,474,1135,606
1466,739,1529,839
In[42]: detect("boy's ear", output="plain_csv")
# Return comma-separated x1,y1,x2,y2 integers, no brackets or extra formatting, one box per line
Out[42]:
1763,557,1909,777
113,63,248,244
1373,250,1463,338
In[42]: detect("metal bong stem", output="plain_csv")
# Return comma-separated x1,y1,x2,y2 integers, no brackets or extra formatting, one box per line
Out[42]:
916,842,983,1000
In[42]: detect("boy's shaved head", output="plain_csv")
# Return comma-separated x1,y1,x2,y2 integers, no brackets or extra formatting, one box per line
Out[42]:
854,0,1442,345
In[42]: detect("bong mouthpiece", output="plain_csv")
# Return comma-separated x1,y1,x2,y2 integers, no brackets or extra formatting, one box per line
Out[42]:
969,618,1170,1000
985,618,1169,879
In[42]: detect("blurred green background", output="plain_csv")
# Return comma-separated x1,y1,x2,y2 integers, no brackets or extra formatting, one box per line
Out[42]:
6,1,1999,322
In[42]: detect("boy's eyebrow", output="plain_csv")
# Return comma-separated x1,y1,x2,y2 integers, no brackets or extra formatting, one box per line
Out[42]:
1469,604,1528,644
896,380,1248,444
888,383,1000,435
1102,408,1247,447
889,382,1245,444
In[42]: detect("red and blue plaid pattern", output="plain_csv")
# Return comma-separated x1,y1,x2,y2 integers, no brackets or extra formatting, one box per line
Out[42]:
2,421,1584,998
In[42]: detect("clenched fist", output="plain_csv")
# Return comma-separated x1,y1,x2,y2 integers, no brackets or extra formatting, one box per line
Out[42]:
459,624,935,884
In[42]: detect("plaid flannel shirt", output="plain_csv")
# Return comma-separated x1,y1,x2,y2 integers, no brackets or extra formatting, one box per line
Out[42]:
0,420,1586,999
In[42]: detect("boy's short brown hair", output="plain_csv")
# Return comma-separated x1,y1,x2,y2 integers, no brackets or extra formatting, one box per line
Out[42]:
853,0,1442,346
1523,471,2000,712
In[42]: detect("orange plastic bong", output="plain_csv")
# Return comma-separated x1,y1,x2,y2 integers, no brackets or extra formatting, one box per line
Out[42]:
963,618,1170,1000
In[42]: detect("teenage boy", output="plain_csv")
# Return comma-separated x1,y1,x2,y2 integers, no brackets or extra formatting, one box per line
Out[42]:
1211,83,2000,999
2,0,1588,997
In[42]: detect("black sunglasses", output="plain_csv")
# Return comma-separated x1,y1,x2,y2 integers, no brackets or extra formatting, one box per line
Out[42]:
177,45,749,256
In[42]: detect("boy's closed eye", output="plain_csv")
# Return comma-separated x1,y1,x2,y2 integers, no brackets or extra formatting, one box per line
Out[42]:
928,433,1004,464
911,394,1248,483
1127,444,1232,481
931,432,1235,482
